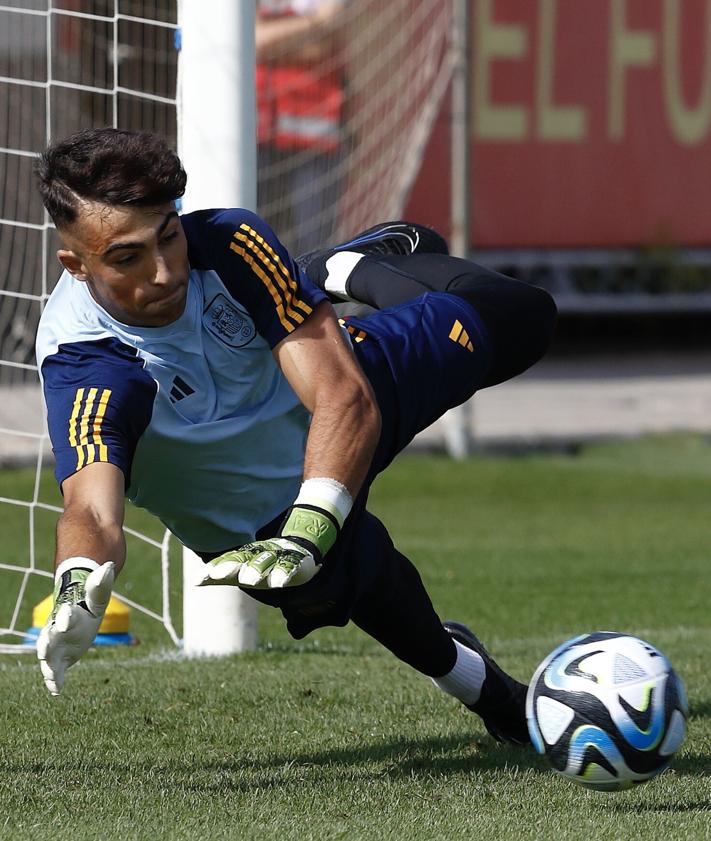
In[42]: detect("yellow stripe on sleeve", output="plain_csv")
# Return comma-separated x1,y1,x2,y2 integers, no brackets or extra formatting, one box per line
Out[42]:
68,387,84,449
76,387,98,469
229,242,295,333
233,232,304,326
238,223,314,317
93,388,112,462
232,230,307,329
252,230,314,316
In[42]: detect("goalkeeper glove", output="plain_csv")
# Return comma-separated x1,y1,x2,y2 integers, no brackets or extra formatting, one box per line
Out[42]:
199,478,352,589
37,558,115,696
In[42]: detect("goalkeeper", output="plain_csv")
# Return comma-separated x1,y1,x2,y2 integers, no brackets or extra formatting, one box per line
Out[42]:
34,129,556,746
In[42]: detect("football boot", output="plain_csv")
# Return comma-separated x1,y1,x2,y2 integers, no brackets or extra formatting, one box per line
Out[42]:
444,620,531,746
296,220,449,295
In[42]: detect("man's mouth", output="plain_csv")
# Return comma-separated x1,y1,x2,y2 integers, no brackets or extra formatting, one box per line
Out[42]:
151,285,185,306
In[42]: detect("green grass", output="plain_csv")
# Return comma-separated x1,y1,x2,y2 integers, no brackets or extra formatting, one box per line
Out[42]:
0,435,710,840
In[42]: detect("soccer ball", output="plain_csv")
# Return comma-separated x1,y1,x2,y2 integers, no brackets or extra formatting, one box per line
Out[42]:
526,632,688,792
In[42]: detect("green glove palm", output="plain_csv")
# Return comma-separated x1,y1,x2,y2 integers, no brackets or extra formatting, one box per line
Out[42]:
199,504,339,589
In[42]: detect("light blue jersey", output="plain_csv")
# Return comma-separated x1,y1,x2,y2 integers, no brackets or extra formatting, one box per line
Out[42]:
36,208,328,553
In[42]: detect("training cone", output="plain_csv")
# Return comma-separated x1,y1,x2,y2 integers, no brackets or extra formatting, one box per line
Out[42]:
27,593,136,646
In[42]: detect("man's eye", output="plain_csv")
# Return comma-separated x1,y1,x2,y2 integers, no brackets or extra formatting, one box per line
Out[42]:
162,231,178,243
115,253,137,266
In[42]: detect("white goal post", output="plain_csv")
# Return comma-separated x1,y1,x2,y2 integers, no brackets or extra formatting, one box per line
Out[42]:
178,0,259,657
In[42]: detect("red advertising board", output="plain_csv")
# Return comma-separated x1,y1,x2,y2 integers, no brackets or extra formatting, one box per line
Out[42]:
406,0,711,249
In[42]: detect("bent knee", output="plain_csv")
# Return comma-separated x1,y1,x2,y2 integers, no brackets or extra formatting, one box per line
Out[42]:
448,273,557,386
512,281,558,350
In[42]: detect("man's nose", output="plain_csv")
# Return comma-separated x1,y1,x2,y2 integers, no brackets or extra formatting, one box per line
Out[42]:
152,255,172,286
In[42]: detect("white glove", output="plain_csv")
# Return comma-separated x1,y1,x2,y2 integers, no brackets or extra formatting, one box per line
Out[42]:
37,559,115,696
198,538,320,589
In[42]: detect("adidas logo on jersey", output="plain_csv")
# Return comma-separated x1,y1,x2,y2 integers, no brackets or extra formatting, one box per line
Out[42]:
169,376,195,403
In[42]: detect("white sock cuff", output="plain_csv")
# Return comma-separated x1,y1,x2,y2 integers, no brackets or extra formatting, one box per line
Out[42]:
323,252,364,300
431,639,485,707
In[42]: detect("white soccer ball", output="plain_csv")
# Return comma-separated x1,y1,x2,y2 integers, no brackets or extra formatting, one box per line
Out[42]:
526,632,688,792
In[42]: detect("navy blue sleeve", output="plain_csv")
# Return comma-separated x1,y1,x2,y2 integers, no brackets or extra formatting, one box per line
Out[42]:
41,338,157,490
180,208,328,348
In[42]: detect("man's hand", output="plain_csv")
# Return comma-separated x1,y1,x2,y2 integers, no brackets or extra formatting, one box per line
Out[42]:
199,538,319,589
199,503,340,589
37,561,115,696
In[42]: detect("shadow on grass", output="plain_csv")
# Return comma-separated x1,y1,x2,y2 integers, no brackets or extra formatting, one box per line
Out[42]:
606,798,711,814
250,732,548,779
665,752,711,777
690,697,711,719
6,734,548,796
186,733,549,794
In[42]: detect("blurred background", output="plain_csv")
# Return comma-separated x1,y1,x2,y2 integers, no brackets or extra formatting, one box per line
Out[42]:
1,0,710,462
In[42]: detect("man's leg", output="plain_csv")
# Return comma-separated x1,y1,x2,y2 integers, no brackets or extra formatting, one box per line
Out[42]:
296,220,449,277
329,289,549,745
346,511,531,745
329,252,557,388
245,495,530,745
337,285,550,474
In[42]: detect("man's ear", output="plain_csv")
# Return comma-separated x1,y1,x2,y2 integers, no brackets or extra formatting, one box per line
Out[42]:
57,249,88,282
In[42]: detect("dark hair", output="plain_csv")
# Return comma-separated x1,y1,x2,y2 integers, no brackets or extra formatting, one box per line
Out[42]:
36,128,187,228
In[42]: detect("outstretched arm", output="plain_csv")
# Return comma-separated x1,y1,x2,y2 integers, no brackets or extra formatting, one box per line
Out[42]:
275,300,381,497
186,209,378,588
201,301,381,590
55,462,126,571
38,462,126,695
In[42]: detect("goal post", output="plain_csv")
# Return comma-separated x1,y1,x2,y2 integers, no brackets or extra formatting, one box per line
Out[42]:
178,0,257,212
178,0,259,657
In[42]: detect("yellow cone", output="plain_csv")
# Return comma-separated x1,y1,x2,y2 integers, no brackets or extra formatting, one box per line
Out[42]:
32,593,131,634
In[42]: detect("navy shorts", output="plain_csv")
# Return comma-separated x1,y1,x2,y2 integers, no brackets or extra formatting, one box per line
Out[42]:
348,291,492,474
247,292,493,637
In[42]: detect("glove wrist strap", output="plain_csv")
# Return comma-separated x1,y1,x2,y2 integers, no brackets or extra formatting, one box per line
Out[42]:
281,477,354,558
52,558,100,615
294,477,352,528
54,556,99,584
280,505,340,559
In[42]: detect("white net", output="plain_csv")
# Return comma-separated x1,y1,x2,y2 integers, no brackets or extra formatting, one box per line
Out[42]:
0,0,453,650
0,0,180,650
256,0,452,254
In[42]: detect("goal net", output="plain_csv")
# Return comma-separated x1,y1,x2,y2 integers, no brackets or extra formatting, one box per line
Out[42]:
256,0,452,256
0,0,181,651
0,0,452,651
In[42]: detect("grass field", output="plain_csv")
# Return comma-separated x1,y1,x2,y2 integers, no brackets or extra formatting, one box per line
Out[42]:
0,435,710,840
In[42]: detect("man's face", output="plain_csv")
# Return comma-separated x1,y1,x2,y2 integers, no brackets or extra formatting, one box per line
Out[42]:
57,200,190,327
